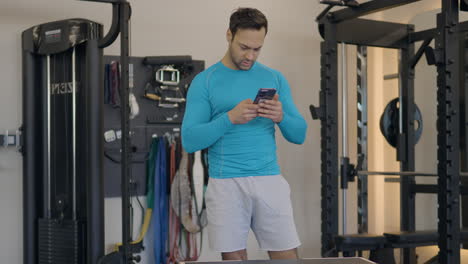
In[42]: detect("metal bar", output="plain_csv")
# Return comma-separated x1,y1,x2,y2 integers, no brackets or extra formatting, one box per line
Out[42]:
72,47,77,220
410,37,433,68
412,184,468,195
400,36,417,264
357,45,368,234
22,40,38,264
409,21,468,43
358,171,436,176
437,1,462,262
341,43,348,236
336,18,409,49
409,28,437,43
46,55,51,219
120,2,132,262
384,73,399,80
316,5,334,22
86,37,105,264
327,0,421,23
320,21,339,257
398,50,404,136
358,170,468,177
342,43,348,158
462,15,468,250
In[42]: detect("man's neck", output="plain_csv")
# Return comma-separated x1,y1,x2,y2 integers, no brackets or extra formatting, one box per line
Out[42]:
221,53,238,70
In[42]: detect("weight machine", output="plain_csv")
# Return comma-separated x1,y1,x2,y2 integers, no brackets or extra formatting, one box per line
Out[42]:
311,1,468,263
21,0,138,263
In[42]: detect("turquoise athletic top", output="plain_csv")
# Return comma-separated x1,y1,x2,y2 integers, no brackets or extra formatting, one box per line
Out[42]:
181,61,307,179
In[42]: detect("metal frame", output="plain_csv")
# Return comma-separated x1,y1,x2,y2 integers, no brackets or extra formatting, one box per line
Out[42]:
314,0,466,263
320,24,339,256
462,28,468,249
436,1,463,263
399,25,417,264
356,45,368,235
318,16,414,259
321,0,421,23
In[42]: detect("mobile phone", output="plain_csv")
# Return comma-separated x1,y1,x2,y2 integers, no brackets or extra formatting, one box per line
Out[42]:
253,88,276,104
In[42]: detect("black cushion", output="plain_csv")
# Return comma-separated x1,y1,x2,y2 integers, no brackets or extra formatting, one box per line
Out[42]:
384,230,437,244
335,234,387,250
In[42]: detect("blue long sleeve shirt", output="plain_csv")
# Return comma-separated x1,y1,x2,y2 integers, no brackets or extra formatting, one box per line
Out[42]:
182,61,307,179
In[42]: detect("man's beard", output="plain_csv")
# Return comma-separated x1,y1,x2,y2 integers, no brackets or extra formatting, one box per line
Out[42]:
230,50,253,70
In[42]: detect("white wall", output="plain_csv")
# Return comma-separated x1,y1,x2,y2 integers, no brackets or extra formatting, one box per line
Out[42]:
0,0,323,263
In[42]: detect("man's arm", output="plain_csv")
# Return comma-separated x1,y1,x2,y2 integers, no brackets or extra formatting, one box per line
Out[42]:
181,75,234,153
276,74,307,144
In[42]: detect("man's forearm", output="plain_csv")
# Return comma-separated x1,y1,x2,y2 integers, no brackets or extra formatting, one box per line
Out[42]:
182,113,234,153
278,113,307,144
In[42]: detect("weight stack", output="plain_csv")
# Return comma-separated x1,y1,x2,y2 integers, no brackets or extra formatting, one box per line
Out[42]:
38,219,85,264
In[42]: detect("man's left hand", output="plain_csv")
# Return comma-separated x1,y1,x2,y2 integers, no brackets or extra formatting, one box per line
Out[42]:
258,94,283,123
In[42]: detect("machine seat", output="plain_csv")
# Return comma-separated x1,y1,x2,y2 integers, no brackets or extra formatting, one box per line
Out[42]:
335,233,387,251
384,229,468,248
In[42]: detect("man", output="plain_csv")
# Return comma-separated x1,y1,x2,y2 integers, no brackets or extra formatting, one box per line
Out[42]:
181,7,307,261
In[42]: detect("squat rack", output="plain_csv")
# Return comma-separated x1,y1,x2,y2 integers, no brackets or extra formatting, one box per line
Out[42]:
311,1,468,263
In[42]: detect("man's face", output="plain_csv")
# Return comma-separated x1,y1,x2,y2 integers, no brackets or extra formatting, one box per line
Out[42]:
227,27,266,70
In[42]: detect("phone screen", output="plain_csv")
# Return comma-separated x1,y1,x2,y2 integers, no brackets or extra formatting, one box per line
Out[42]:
254,88,276,104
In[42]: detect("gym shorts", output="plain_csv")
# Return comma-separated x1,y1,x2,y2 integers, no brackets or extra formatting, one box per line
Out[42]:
205,175,301,252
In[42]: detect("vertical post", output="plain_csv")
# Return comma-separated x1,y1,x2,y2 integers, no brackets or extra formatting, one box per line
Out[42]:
22,35,40,264
436,1,462,263
120,2,132,263
72,47,77,220
399,26,417,264
461,37,468,250
341,43,348,236
356,45,368,235
86,37,104,264
46,55,52,219
320,21,339,257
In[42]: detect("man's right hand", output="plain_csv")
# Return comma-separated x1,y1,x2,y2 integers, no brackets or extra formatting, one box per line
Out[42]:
228,99,259,124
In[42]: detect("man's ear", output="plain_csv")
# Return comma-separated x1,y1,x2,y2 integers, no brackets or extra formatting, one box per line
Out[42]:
226,29,233,43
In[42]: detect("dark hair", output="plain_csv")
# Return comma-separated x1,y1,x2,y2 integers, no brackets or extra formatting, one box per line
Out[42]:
229,7,268,37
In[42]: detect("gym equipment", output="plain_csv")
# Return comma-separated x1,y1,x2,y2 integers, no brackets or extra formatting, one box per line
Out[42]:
22,18,104,264
21,0,137,263
316,0,360,22
312,0,468,263
156,65,180,85
358,170,468,177
341,43,349,235
102,56,204,197
143,56,193,110
380,98,423,148
356,45,368,236
171,150,200,233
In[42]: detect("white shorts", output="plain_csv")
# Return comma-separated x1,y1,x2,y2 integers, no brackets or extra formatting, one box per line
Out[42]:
205,175,301,252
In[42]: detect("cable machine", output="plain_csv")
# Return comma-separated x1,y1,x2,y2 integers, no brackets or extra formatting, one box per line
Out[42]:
21,0,136,263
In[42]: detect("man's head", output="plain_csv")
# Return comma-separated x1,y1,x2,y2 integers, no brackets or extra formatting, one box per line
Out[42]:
225,8,268,70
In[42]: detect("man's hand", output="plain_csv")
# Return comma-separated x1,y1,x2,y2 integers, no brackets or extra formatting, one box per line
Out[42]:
228,99,259,124
258,94,283,123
